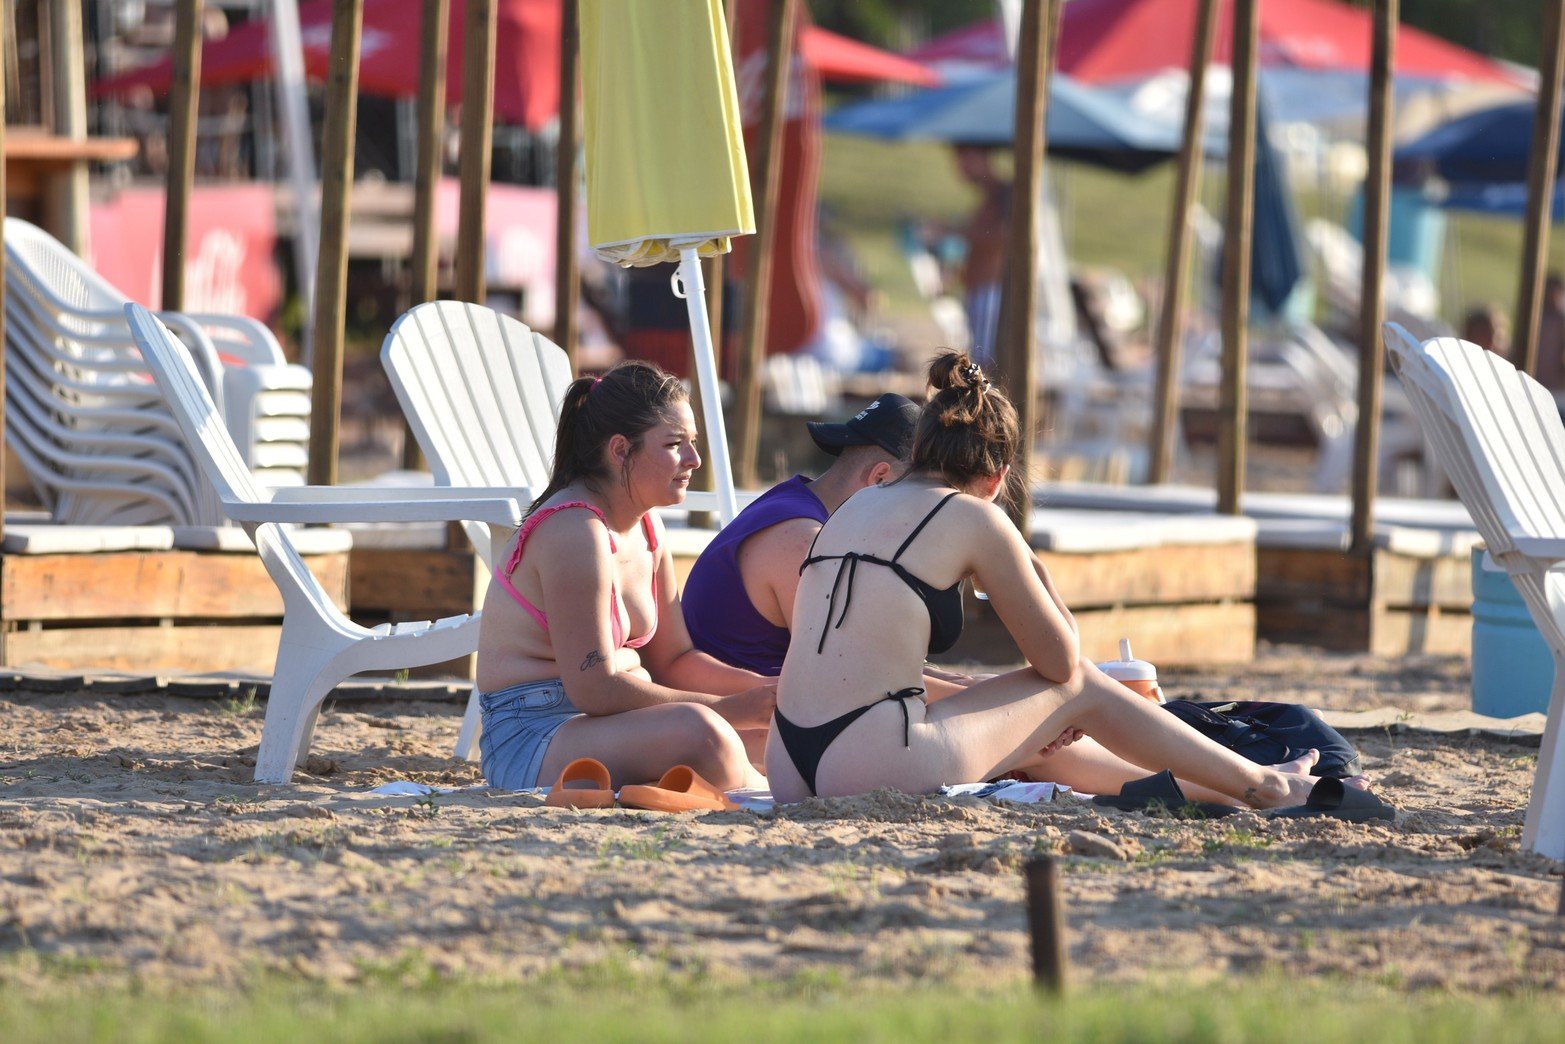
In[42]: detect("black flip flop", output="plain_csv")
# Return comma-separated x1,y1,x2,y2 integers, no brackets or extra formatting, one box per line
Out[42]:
1268,777,1396,823
1092,770,1241,819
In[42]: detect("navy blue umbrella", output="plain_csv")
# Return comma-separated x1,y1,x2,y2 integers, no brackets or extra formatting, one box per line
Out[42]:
1244,99,1306,314
1395,99,1558,184
824,70,1191,174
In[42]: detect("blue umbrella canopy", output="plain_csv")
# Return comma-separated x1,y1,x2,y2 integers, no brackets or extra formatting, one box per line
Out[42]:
824,70,1194,173
1395,99,1558,185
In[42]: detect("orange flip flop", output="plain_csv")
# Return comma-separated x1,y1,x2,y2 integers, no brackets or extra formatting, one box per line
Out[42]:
619,765,737,813
544,757,616,809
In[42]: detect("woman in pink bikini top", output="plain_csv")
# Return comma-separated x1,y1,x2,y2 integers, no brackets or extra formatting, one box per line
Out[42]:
474,361,774,795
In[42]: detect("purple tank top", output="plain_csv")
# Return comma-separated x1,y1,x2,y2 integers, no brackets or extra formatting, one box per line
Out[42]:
682,475,828,676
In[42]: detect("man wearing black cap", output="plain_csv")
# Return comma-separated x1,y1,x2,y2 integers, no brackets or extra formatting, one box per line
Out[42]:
681,393,920,678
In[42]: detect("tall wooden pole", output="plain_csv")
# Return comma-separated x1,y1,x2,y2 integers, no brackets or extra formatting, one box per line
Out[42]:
403,0,450,471
411,0,449,306
306,0,364,487
1147,0,1217,485
47,0,88,255
996,0,1060,534
1217,0,1259,517
1515,0,1565,376
1350,1,1397,554
553,0,581,364
161,0,205,312
734,0,797,490
455,0,498,305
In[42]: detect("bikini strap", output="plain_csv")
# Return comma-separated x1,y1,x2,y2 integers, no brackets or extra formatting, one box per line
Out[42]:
502,501,613,578
892,491,963,561
886,687,924,747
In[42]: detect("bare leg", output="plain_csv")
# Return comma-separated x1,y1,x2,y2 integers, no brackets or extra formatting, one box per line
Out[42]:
539,703,761,791
1015,737,1244,805
810,661,1316,808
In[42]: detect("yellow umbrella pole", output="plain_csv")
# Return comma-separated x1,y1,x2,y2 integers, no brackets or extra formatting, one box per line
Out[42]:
676,247,739,524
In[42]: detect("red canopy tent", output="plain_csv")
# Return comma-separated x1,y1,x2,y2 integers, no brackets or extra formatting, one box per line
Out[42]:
95,0,936,130
911,0,1522,86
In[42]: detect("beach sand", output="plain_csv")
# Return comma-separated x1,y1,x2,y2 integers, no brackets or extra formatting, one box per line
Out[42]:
2,645,1562,994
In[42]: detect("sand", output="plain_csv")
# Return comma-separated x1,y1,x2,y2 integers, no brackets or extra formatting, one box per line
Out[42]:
2,646,1562,994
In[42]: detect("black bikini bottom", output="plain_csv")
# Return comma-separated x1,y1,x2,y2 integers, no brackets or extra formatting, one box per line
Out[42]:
773,687,924,797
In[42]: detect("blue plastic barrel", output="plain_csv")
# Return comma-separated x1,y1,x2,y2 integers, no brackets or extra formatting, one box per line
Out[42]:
1470,549,1555,717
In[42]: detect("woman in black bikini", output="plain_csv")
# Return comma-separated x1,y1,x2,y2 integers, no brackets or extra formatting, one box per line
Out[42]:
767,351,1323,808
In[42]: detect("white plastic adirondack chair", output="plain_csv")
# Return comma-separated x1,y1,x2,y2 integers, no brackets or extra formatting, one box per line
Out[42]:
1384,321,1565,860
126,303,526,783
381,301,574,759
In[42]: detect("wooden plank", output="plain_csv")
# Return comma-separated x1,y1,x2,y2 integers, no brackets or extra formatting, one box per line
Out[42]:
1257,599,1470,655
3,624,285,673
1370,604,1471,657
1372,549,1471,609
1257,547,1470,609
1,551,348,621
348,546,482,620
1258,547,1372,603
943,599,1255,669
1040,542,1255,607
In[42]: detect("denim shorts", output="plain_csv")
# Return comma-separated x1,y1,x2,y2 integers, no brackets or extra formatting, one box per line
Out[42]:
478,678,582,790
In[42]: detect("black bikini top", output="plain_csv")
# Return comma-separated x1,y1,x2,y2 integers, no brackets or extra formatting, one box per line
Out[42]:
801,490,965,656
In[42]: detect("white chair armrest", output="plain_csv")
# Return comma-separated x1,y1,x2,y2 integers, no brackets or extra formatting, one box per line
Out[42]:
233,487,525,526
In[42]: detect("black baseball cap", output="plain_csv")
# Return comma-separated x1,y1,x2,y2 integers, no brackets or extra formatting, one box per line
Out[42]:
807,393,920,458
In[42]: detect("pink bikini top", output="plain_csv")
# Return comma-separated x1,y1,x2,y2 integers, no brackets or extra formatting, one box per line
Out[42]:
493,501,660,650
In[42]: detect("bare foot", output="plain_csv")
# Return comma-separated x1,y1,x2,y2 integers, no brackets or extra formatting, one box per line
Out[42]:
1272,748,1321,776
1247,749,1321,809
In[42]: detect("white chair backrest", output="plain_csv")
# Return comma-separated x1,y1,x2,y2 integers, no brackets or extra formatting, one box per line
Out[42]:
1384,322,1565,567
382,300,573,496
123,303,271,511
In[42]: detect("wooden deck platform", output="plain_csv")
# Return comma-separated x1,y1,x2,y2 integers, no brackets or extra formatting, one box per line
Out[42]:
0,525,350,673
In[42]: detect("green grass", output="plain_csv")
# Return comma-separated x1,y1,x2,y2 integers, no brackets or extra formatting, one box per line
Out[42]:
817,132,1565,334
2,970,1563,1043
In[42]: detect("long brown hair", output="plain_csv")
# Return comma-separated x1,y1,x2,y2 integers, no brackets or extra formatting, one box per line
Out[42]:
529,360,688,514
906,350,1021,506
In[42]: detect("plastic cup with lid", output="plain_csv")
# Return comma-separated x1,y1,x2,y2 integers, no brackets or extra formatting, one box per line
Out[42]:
1097,638,1162,703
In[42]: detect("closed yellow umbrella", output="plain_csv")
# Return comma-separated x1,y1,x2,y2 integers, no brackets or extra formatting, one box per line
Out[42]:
580,0,754,523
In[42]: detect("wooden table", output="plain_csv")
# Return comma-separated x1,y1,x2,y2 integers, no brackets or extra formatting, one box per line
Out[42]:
4,128,139,236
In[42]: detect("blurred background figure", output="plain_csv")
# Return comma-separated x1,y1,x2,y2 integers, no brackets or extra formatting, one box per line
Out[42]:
1460,303,1509,359
954,145,1010,366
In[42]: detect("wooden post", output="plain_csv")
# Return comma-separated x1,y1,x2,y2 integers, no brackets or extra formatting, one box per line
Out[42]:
403,0,449,471
161,0,205,313
1350,1,1397,554
411,0,449,307
1147,0,1217,485
734,0,797,490
454,0,498,305
306,0,364,488
47,0,88,255
553,0,581,364
996,0,1060,535
1217,0,1259,517
1515,0,1565,376
1024,857,1066,994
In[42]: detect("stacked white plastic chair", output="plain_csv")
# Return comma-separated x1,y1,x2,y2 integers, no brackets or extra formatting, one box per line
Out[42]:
1383,321,1565,860
3,218,311,525
381,301,574,759
126,303,525,783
